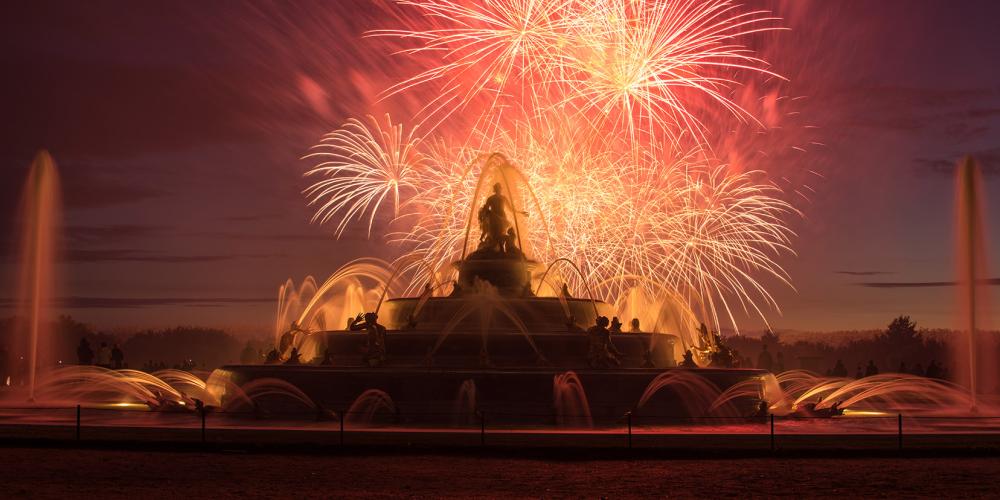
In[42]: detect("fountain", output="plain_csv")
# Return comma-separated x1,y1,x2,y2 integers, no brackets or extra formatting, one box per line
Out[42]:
211,153,769,424
955,156,993,408
15,151,61,401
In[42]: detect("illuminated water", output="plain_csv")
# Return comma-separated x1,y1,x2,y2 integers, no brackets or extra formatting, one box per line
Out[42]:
15,151,61,401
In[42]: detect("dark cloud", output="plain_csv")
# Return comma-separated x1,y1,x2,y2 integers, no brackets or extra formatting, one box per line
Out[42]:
65,225,168,244
64,249,284,263
195,231,331,242
913,147,1000,177
835,270,895,276
224,213,280,223
834,85,1000,137
858,278,1000,288
0,296,271,309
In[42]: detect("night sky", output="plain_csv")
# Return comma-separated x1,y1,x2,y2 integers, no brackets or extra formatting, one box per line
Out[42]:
1,0,998,334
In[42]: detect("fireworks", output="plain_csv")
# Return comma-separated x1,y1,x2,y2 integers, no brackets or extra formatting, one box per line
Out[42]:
303,0,806,331
303,114,423,238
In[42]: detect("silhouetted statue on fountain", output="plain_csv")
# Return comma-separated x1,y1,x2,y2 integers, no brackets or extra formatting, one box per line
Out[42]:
320,348,334,366
265,348,280,364
629,318,641,333
478,183,513,252
284,347,301,365
350,312,387,367
586,316,621,368
502,228,522,258
460,182,534,295
610,317,623,335
279,321,305,354
680,349,698,368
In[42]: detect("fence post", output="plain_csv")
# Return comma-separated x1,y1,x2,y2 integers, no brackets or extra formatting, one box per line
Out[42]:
898,413,902,451
769,414,775,451
340,410,345,446
76,404,81,441
480,410,486,447
626,411,632,449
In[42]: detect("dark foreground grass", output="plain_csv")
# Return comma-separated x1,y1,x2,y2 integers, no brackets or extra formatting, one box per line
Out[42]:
1,446,998,498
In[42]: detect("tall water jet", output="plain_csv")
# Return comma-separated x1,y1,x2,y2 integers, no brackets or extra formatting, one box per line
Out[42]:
955,156,992,409
16,151,61,401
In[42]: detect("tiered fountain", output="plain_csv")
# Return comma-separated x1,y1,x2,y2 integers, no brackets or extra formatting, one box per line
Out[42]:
212,153,768,424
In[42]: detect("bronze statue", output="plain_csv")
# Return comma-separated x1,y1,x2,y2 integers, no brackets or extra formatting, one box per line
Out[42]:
478,183,510,250
350,312,387,367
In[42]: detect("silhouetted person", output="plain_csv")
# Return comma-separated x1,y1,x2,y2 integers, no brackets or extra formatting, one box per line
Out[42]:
284,347,301,365
629,318,641,333
350,312,387,367
610,317,623,335
76,338,94,365
96,342,111,368
855,363,863,379
832,359,847,378
110,344,124,370
864,360,879,377
774,351,785,373
680,349,698,368
756,344,774,371
240,341,257,364
0,346,8,385
925,360,941,379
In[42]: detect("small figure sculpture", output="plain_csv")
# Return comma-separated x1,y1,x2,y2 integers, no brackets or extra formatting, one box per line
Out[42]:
680,349,698,368
629,318,641,333
502,228,523,258
320,348,334,366
560,283,572,299
610,317,623,335
264,348,280,364
586,316,621,368
284,347,301,365
350,312,387,367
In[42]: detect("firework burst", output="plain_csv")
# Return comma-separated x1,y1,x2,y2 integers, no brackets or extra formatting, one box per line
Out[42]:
302,0,807,331
303,113,423,238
